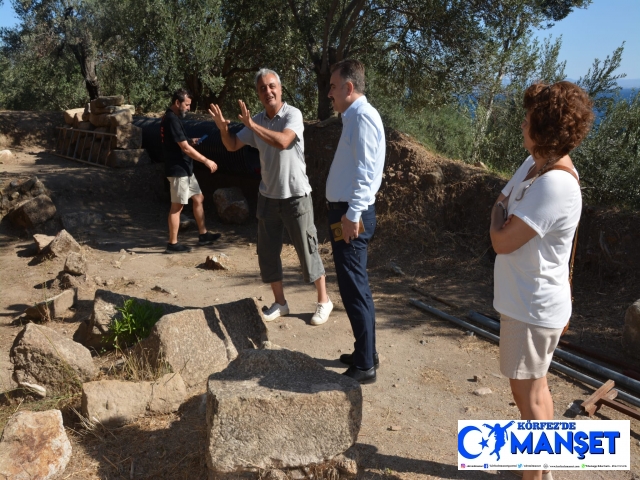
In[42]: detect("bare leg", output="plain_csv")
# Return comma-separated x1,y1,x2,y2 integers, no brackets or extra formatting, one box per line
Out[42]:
314,275,329,303
510,376,553,480
192,193,207,234
168,203,184,244
271,281,286,305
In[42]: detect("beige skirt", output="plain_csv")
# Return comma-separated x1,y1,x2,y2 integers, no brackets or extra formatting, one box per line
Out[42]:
499,315,563,379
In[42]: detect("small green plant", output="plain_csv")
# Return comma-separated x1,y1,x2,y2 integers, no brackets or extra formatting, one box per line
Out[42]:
105,299,163,349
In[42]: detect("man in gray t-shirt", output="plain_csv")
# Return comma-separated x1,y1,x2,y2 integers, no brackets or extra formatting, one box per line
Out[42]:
208,69,333,326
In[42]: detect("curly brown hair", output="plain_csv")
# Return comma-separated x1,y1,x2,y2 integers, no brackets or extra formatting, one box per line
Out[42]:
523,81,594,161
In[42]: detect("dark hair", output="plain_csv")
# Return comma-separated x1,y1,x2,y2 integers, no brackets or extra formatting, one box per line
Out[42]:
523,81,594,161
171,88,192,104
330,59,365,93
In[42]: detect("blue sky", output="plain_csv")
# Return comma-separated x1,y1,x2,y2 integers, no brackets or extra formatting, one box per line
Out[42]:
532,0,640,85
1,0,638,84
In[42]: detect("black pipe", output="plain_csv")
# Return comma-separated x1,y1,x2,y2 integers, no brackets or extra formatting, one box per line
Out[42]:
409,299,640,409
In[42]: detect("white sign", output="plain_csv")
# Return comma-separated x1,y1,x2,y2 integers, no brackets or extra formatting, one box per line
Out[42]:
458,420,630,470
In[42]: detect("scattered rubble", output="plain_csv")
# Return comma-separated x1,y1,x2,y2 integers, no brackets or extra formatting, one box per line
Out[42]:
473,387,493,396
8,194,56,229
205,255,228,271
44,229,81,258
206,349,362,474
0,410,72,480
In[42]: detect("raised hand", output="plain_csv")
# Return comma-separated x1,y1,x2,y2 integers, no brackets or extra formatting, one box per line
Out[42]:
237,99,253,129
208,103,229,130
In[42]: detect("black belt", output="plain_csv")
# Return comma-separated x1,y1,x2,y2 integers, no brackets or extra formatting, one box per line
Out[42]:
326,201,349,210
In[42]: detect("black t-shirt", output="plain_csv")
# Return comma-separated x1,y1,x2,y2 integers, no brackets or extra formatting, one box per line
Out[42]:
160,108,192,177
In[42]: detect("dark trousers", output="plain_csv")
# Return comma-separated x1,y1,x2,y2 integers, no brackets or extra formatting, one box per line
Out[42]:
328,203,377,370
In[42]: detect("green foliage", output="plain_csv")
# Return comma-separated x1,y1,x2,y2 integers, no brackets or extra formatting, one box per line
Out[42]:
105,299,163,349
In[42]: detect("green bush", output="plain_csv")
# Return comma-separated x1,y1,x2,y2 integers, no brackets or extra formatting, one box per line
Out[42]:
105,299,163,349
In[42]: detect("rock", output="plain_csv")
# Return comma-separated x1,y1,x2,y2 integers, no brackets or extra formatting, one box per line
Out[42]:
137,309,230,387
8,194,56,229
623,299,640,360
334,454,358,477
63,107,85,125
93,95,125,108
90,105,119,114
387,261,405,276
264,469,288,480
389,425,402,431
82,103,91,122
82,373,186,425
0,410,72,480
45,229,81,258
19,381,47,397
11,323,96,393
205,255,228,271
61,211,104,230
473,387,493,396
24,289,76,320
33,233,55,253
64,252,87,275
179,215,197,231
89,112,112,128
73,290,183,351
207,297,268,356
424,167,444,185
77,120,92,131
206,349,362,474
57,272,87,290
474,161,488,170
110,123,142,149
108,109,133,127
148,373,188,414
82,378,152,426
213,187,250,224
107,148,151,168
0,149,12,162
152,284,175,295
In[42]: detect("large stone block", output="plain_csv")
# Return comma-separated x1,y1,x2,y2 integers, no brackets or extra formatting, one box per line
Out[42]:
110,124,142,149
206,349,362,474
11,323,97,393
138,309,230,387
63,107,85,125
0,410,72,480
33,233,55,253
107,148,151,168
109,109,133,127
89,112,111,128
206,297,268,356
73,290,184,351
24,289,76,320
93,95,125,108
623,299,640,360
64,251,87,275
8,194,56,229
82,103,91,121
82,373,187,426
213,187,250,224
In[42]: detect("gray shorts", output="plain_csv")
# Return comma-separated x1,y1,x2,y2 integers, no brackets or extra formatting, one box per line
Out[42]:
167,175,202,204
256,193,325,284
499,315,563,379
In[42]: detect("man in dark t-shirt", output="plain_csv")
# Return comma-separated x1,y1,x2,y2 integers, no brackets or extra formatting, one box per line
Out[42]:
160,89,221,253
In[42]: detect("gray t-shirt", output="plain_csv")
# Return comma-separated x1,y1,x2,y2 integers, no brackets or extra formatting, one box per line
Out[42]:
236,102,311,199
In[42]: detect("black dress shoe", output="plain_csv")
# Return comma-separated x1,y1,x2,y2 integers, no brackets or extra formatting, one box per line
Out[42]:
339,352,379,367
342,366,376,384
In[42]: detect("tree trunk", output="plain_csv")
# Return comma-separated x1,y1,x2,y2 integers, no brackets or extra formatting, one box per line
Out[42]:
316,69,334,120
69,42,101,100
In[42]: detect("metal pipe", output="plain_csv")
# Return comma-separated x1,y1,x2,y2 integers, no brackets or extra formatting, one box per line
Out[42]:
467,311,640,396
410,299,640,409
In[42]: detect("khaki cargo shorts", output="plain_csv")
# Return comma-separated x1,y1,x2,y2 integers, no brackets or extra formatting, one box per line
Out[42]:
167,175,202,204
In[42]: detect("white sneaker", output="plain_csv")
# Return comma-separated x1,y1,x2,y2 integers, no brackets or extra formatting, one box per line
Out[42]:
310,299,333,326
262,301,289,322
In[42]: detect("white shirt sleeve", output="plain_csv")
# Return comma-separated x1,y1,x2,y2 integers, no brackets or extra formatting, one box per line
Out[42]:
346,113,382,222
236,124,256,148
282,108,304,145
512,173,579,238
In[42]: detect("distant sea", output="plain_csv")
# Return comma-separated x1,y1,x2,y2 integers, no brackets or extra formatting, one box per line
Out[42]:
620,88,637,102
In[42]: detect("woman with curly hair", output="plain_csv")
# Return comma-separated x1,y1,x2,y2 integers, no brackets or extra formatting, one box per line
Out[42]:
490,81,594,480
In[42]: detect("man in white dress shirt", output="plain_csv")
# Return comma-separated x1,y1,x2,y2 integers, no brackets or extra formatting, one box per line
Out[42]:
208,69,332,326
326,59,385,383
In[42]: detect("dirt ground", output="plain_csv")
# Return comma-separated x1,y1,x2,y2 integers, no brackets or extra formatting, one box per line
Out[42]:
0,113,639,479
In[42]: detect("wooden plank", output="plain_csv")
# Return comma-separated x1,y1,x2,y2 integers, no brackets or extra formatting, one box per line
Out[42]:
581,379,615,416
600,397,640,421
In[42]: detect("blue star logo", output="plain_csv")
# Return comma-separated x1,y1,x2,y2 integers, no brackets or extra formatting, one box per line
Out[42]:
479,437,489,449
